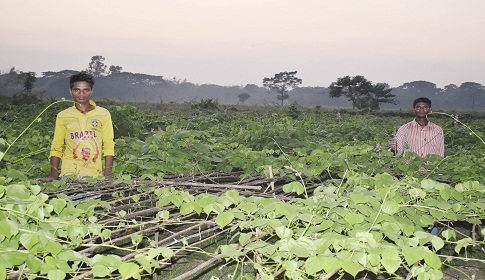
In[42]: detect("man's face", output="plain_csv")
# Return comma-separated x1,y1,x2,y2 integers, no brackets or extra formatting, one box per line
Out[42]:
414,102,431,117
81,147,91,160
70,81,93,105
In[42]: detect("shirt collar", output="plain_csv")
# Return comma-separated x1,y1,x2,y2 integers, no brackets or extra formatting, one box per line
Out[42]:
72,100,97,109
411,118,430,128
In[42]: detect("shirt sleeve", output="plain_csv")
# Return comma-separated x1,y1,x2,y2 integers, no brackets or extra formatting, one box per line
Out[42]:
102,111,115,156
49,114,66,158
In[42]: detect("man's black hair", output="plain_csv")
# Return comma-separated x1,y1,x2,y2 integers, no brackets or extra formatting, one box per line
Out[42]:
69,72,95,89
413,97,431,108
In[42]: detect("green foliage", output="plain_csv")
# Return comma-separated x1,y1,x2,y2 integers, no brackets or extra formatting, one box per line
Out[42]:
87,55,107,77
329,75,395,110
238,92,250,104
263,71,302,106
12,92,42,105
5,70,43,105
190,98,220,110
1,101,485,279
287,102,302,119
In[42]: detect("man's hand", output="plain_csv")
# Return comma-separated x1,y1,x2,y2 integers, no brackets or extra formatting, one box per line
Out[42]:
37,176,57,183
388,137,396,152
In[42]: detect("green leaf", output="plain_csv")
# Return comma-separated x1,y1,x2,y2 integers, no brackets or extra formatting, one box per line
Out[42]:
419,215,435,227
431,236,444,251
275,203,297,217
118,262,140,279
92,265,111,277
92,254,123,268
0,219,18,238
408,188,426,199
382,200,400,215
45,241,63,255
220,244,243,257
275,226,293,239
344,213,365,225
158,247,173,258
321,256,341,274
7,169,28,181
282,181,305,195
305,256,326,275
402,247,424,266
118,210,127,218
451,190,463,201
381,258,401,274
180,202,194,215
238,232,253,245
429,209,444,219
47,269,66,280
20,233,39,250
131,234,143,245
50,198,67,214
381,249,401,273
135,254,153,274
349,193,369,204
341,260,364,277
423,251,442,269
215,211,235,228
238,201,257,213
26,256,43,273
31,184,42,195
5,251,28,266
455,237,472,254
368,253,380,266
157,210,170,220
288,239,312,258
421,179,438,190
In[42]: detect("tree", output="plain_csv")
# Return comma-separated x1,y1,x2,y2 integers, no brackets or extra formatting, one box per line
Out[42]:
5,67,23,91
5,69,42,104
87,55,107,77
5,68,36,94
23,72,36,94
329,75,395,110
263,71,302,106
457,82,485,111
442,84,458,92
42,70,79,78
109,65,123,75
459,82,485,92
238,92,250,104
398,81,438,92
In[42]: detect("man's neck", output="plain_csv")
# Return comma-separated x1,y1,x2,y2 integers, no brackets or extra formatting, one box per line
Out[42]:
415,117,429,127
75,103,94,114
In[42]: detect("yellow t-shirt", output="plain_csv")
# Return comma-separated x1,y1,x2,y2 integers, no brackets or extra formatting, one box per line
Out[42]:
49,101,115,177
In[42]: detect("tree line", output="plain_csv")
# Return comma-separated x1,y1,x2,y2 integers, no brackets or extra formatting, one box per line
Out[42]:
1,55,485,110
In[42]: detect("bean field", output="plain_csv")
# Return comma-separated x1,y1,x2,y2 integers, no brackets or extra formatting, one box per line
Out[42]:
1,101,484,279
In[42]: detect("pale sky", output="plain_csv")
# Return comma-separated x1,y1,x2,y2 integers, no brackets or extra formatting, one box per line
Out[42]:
1,0,484,88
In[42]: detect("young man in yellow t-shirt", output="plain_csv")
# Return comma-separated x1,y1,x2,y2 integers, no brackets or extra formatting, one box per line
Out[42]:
39,72,115,182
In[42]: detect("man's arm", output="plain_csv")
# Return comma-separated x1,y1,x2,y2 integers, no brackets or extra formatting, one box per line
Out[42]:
38,156,61,182
104,155,114,179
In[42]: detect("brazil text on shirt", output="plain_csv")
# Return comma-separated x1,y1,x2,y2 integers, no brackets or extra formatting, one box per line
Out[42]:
70,130,98,140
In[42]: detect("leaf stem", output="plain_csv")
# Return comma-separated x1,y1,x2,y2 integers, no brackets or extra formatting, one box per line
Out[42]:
430,111,485,146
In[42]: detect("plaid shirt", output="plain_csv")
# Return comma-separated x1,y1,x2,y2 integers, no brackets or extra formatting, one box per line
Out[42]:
395,119,444,157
